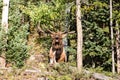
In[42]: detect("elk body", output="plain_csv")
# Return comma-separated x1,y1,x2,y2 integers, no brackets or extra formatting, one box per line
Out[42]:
49,31,67,64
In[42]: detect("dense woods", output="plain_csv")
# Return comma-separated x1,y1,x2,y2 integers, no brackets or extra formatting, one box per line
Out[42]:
0,0,120,79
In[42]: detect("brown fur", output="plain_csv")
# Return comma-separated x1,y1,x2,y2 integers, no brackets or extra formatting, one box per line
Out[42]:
49,32,67,64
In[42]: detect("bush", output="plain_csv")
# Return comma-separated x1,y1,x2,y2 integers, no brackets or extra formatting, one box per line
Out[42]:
0,29,7,56
6,24,29,68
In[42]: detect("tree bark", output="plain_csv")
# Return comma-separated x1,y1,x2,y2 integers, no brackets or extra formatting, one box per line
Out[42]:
76,0,83,73
110,0,115,74
116,21,120,73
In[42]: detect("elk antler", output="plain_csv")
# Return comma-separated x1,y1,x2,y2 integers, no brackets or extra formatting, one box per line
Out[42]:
37,22,46,37
62,31,75,34
67,31,75,34
46,29,55,34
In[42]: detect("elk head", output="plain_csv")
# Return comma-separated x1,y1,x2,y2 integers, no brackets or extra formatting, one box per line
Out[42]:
47,30,75,47
47,30,67,46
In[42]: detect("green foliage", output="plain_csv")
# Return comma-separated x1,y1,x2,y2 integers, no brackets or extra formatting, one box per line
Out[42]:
7,24,29,68
0,28,7,55
47,63,78,80
83,22,111,70
87,67,113,77
18,0,119,72
20,0,68,31
0,0,29,68
0,0,120,79
1,0,119,73
81,1,112,71
47,63,93,80
48,75,72,80
113,2,120,23
69,0,112,71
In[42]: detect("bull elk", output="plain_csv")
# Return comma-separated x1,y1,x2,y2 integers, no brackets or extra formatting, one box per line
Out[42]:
37,26,74,65
47,30,74,65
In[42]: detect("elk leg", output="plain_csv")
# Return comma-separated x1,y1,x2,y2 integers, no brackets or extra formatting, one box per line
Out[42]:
53,51,57,63
49,53,54,64
50,51,56,64
49,48,56,64
49,48,54,64
50,58,54,64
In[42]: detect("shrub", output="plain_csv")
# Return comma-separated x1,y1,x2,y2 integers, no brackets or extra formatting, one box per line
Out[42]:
6,24,29,68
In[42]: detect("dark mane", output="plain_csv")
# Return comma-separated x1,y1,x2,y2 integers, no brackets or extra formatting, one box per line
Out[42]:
52,47,63,61
51,35,64,61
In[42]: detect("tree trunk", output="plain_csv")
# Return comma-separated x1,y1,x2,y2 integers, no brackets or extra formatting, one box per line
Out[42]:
1,0,10,67
116,21,120,73
2,0,9,33
76,0,83,73
110,0,115,74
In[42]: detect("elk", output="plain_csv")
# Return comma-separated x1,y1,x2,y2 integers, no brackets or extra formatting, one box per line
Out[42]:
48,31,67,64
37,25,74,64
47,30,74,65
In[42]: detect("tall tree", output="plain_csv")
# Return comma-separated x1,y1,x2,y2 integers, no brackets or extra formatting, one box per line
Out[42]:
76,0,83,73
116,21,120,73
110,0,115,74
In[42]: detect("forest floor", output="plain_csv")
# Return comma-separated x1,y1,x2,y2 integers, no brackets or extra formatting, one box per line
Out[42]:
0,28,120,80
